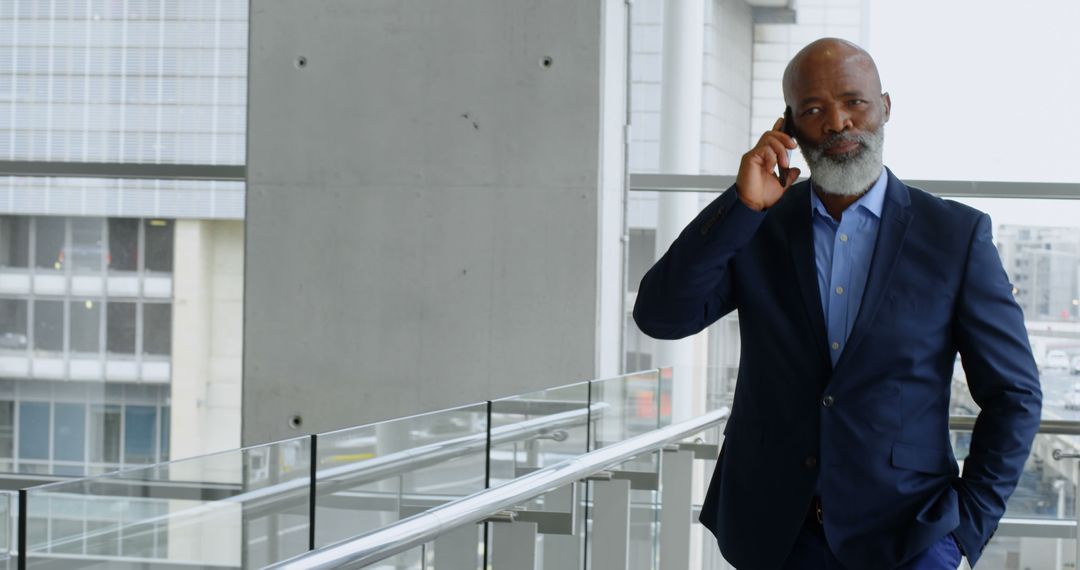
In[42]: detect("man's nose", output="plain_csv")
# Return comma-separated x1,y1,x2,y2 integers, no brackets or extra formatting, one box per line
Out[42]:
824,105,853,133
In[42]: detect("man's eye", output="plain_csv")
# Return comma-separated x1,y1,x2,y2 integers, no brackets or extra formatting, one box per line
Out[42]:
802,108,820,116
848,99,866,106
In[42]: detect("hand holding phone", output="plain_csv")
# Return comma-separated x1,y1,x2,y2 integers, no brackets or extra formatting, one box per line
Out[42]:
734,110,800,211
778,107,796,184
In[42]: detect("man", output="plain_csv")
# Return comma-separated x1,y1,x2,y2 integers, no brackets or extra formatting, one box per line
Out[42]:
633,38,1041,569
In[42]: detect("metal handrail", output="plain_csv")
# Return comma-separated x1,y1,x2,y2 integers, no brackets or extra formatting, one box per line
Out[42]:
949,415,1080,435
27,402,608,554
266,407,729,570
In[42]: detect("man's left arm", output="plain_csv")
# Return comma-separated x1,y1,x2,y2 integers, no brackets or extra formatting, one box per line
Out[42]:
951,213,1043,564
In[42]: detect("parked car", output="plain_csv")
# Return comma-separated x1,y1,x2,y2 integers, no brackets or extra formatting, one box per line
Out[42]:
1072,356,1080,376
1046,350,1070,371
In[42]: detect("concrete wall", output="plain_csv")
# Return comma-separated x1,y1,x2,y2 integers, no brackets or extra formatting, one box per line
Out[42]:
244,0,627,443
172,219,243,458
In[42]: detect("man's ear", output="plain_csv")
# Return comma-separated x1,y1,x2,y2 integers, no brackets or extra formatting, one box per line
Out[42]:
882,92,892,123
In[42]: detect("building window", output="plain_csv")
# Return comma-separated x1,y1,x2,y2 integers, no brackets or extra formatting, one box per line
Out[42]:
124,406,157,464
106,302,137,355
70,300,102,354
33,300,64,353
89,404,122,465
144,220,174,273
34,218,66,271
18,401,50,462
0,401,13,470
54,403,87,468
108,219,139,272
0,299,29,352
142,304,172,356
68,218,106,273
0,217,30,268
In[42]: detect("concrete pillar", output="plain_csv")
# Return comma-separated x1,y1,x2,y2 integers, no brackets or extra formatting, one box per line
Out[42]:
244,0,628,442
656,0,705,421
171,220,243,459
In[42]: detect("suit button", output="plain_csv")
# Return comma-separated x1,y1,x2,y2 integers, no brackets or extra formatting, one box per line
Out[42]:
821,395,834,407
805,456,818,468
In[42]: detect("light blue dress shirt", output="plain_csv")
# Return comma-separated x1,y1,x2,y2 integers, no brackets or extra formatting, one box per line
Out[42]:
810,168,888,366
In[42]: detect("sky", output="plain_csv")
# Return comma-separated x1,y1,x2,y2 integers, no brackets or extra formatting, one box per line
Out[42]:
867,0,1080,184
865,0,1080,227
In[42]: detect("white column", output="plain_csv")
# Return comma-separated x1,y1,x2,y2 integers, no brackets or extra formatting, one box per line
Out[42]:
656,0,705,420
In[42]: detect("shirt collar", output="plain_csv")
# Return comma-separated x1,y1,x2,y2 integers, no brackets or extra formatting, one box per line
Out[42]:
809,167,888,220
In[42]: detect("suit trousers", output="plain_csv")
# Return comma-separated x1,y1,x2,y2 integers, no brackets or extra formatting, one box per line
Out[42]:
780,514,962,570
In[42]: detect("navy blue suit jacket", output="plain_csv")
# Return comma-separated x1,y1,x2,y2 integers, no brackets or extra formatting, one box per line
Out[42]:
633,169,1041,569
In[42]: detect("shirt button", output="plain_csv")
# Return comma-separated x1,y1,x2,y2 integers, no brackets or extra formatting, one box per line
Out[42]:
839,234,849,242
831,342,840,350
822,396,835,407
835,286,844,295
805,456,818,468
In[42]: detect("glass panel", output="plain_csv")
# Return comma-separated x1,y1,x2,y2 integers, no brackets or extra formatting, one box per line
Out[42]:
69,300,101,354
0,299,28,353
32,300,63,352
69,218,105,272
106,302,136,355
19,402,50,462
950,431,1074,521
123,406,157,465
488,384,589,570
88,405,121,465
107,219,139,272
945,197,1080,421
34,217,65,270
490,383,590,485
0,216,30,268
144,220,174,273
24,437,311,568
54,404,86,464
314,403,488,549
142,303,171,356
591,371,661,447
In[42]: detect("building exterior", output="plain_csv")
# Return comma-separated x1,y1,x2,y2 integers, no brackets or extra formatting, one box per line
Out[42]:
0,0,246,479
996,225,1080,321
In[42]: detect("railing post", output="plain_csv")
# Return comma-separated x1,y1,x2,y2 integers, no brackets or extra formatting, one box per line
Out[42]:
309,433,318,551
433,525,481,569
659,449,694,570
1074,459,1079,570
491,520,538,570
17,489,25,570
590,478,631,570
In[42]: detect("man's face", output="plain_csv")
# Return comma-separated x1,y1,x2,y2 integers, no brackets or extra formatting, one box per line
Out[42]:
787,50,891,196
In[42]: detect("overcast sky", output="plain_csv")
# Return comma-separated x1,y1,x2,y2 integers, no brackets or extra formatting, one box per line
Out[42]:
865,0,1080,226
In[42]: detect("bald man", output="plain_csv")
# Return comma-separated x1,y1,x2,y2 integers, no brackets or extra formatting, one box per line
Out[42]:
634,38,1041,569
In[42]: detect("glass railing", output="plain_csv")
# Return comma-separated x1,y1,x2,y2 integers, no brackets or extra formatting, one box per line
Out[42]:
5,366,1077,569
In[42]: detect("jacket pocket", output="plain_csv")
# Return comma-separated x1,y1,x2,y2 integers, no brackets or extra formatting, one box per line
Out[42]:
891,442,958,475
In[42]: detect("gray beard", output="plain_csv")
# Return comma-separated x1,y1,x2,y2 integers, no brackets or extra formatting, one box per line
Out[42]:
800,126,885,197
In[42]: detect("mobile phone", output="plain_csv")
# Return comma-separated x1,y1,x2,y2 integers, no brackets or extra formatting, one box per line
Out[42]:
778,106,795,183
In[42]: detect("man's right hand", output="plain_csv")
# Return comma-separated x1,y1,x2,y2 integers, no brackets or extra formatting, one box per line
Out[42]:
735,117,801,211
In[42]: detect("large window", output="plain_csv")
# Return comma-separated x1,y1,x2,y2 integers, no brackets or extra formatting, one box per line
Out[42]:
0,380,170,475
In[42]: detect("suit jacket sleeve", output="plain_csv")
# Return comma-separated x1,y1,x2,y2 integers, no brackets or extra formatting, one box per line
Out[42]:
951,213,1043,563
633,186,767,340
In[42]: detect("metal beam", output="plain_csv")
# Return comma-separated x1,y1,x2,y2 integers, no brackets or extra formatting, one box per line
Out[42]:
629,173,1080,200
0,161,246,182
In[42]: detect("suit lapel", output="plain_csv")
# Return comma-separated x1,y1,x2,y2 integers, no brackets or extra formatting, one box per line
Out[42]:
832,170,913,374
784,183,831,372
